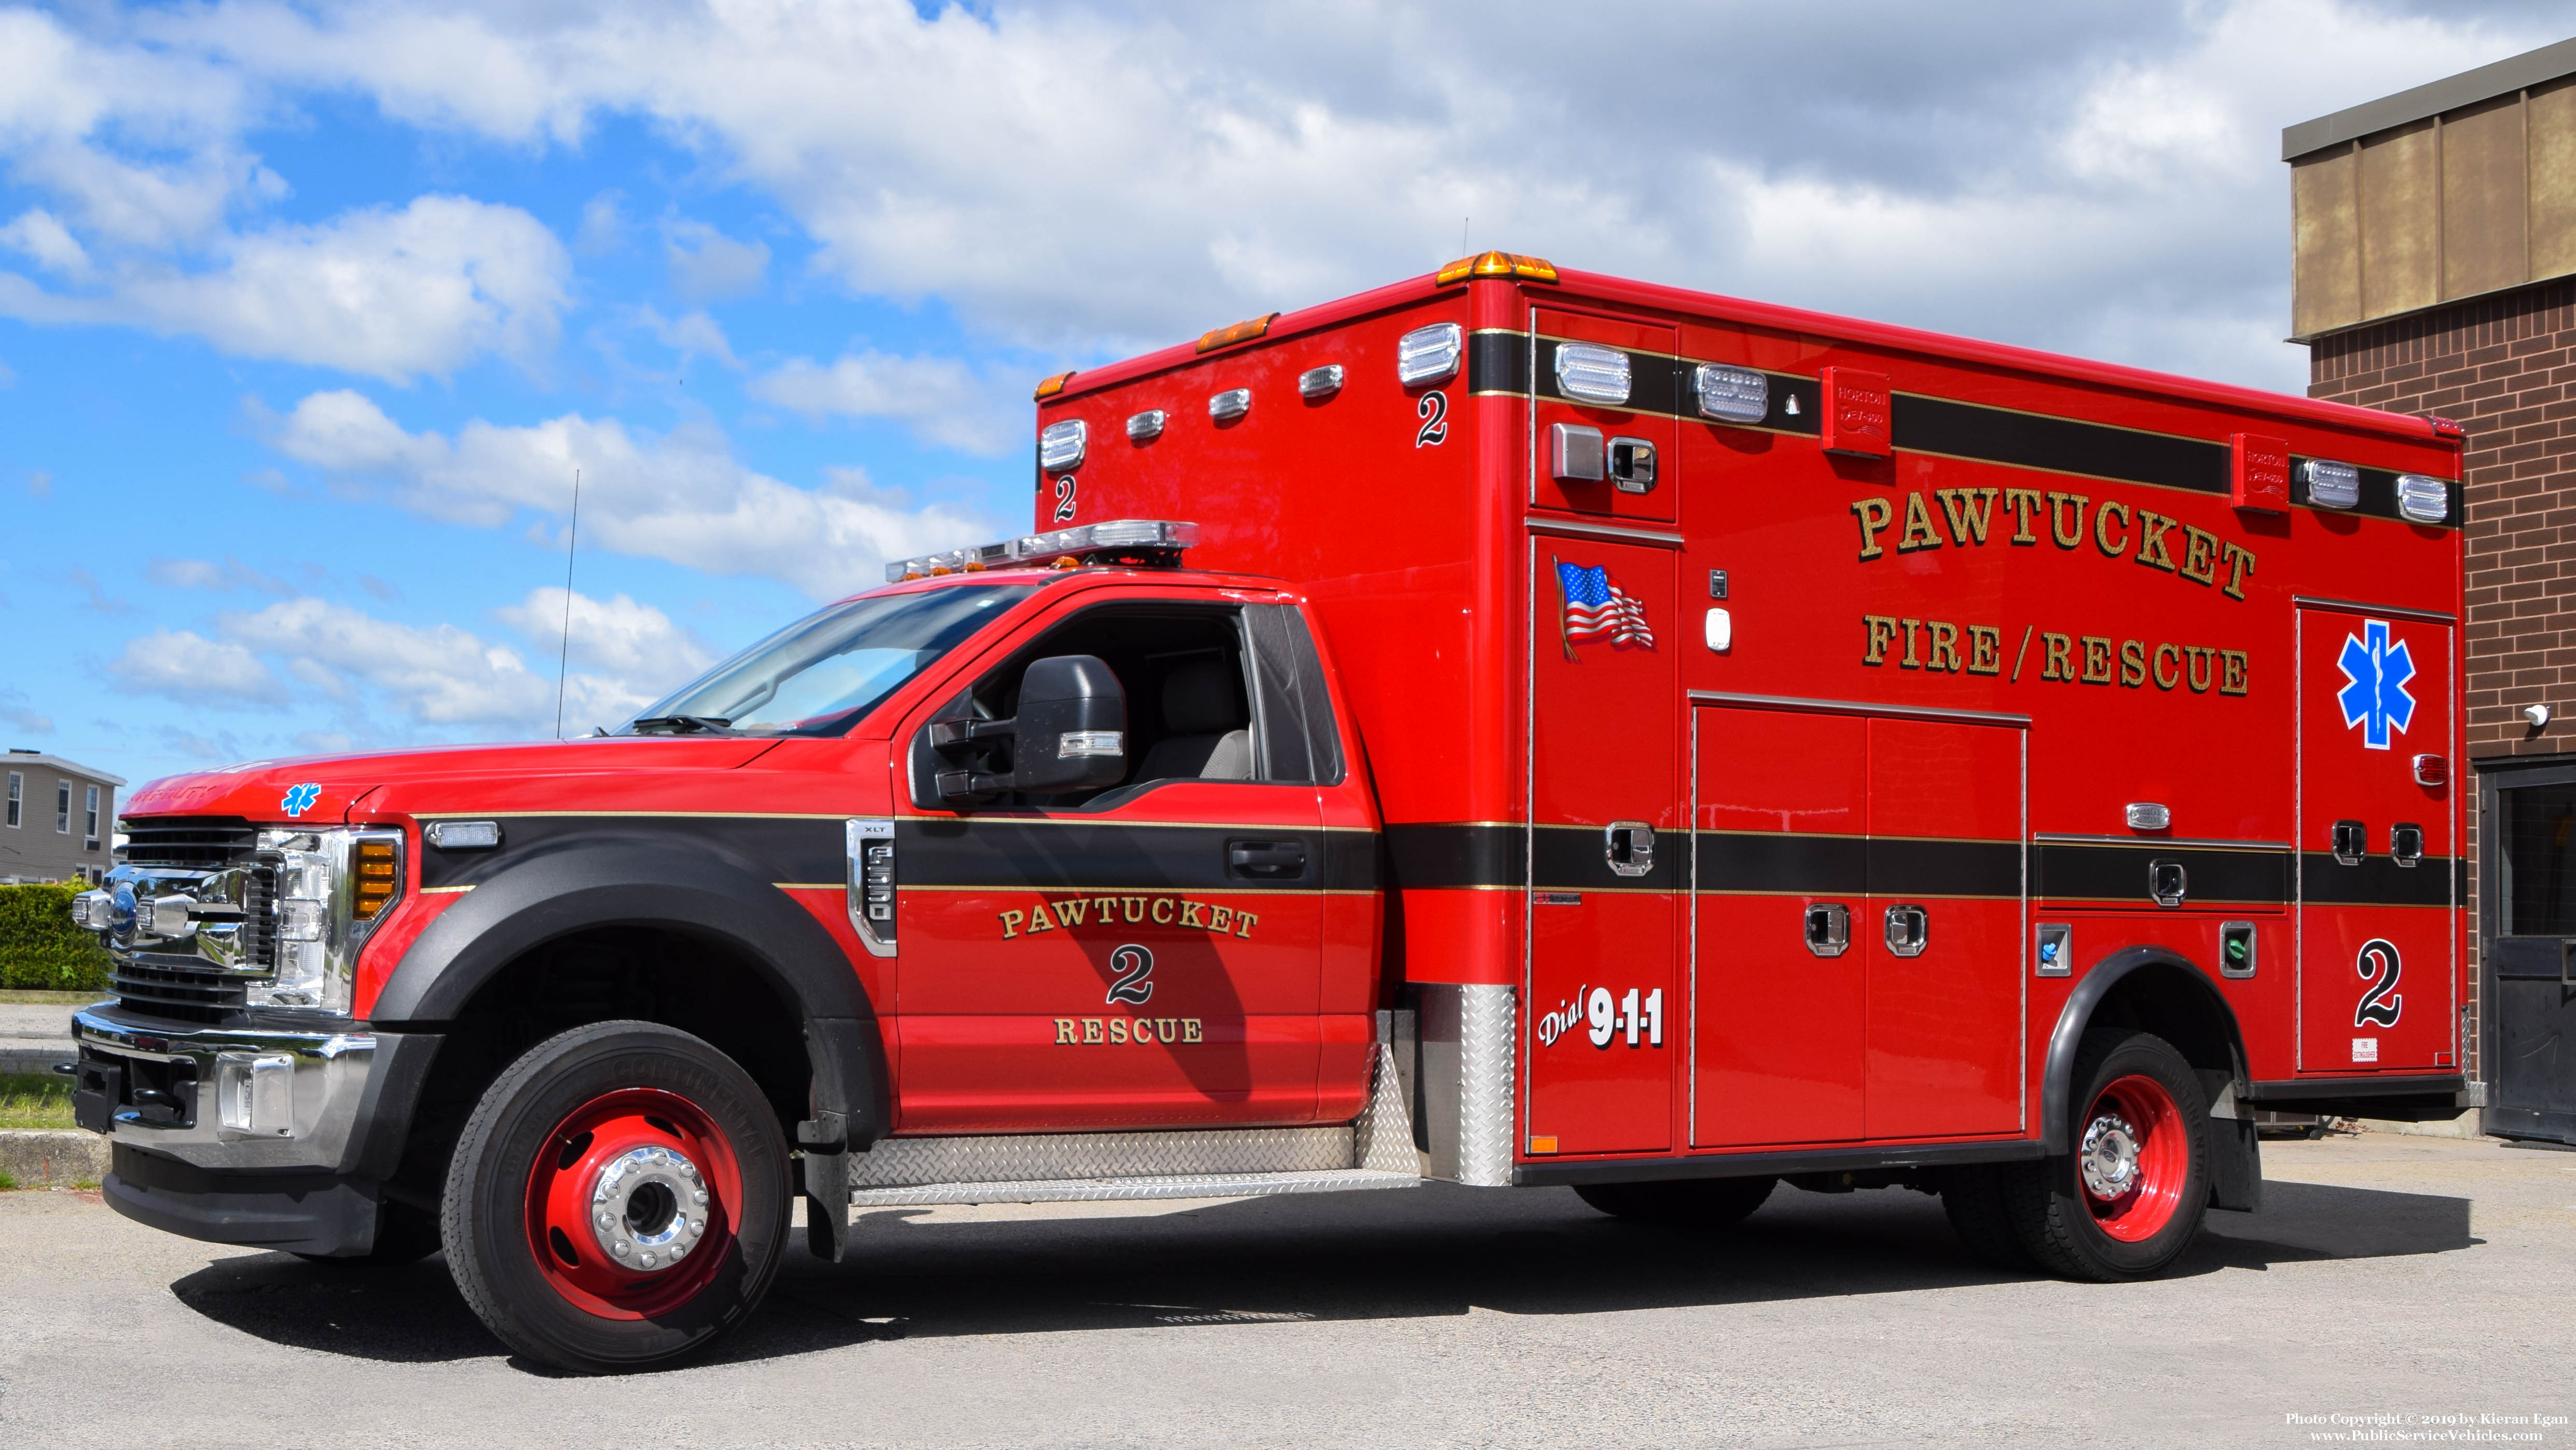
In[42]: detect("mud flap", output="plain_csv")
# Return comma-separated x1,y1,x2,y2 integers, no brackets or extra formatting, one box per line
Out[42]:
802,1148,850,1262
2207,1113,2262,1213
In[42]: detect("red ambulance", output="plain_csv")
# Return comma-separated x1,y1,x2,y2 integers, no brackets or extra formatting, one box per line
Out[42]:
67,252,2468,1373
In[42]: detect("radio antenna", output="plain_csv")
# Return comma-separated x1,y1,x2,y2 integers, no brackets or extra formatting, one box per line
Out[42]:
554,466,580,740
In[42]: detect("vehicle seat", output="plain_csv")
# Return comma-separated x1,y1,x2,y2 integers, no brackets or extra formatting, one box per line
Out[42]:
1137,660,1252,781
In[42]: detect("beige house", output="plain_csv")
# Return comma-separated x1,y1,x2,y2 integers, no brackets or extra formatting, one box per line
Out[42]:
1,749,123,886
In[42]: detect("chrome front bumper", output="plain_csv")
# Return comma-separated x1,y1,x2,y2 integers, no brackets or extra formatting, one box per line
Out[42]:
72,1008,376,1172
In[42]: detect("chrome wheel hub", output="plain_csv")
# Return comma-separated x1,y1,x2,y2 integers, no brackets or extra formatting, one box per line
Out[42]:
2079,1111,2141,1200
588,1144,709,1273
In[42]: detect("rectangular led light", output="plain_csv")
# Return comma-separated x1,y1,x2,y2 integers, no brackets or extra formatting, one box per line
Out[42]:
1554,342,1630,405
1038,419,1087,471
1694,363,1768,423
425,820,501,850
1396,323,1462,386
1209,388,1250,421
2394,473,2449,523
1297,364,1344,399
1126,409,1165,443
2302,458,2360,509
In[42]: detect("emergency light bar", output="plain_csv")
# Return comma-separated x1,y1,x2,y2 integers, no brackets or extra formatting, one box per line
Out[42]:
886,519,1202,582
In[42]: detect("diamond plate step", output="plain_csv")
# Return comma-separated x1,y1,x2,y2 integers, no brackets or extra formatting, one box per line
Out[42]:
846,1166,1418,1208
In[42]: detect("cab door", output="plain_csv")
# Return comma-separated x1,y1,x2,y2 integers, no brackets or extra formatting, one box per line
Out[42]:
2296,603,2458,1073
886,592,1329,1133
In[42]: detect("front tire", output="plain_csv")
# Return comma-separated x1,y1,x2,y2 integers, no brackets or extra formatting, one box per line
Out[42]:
2004,1029,2210,1281
1575,1175,1776,1227
442,1021,791,1374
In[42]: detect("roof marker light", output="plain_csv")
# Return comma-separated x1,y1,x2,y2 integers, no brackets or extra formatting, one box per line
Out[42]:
1555,343,1630,406
1209,387,1250,421
1693,363,1769,424
2394,473,2450,524
1034,371,1075,401
1434,250,1559,284
1038,419,1087,471
1397,323,1462,386
1196,313,1278,353
1127,409,1165,443
2301,458,2360,510
1298,364,1344,399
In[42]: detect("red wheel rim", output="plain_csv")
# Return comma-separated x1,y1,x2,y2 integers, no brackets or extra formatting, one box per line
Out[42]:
2077,1073,2187,1242
524,1087,742,1320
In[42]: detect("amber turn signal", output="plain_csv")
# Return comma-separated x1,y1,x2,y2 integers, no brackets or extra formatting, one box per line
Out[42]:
1194,312,1279,354
354,841,398,920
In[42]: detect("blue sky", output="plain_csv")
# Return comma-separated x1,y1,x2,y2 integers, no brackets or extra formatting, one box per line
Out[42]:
5,0,2572,791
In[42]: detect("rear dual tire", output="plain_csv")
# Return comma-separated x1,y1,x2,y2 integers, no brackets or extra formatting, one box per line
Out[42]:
442,1021,792,1374
1944,1028,2212,1280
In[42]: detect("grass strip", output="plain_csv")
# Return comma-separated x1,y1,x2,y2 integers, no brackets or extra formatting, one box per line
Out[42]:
0,1072,76,1131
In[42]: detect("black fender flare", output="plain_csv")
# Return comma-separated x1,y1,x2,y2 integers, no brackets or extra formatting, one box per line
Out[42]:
2040,945,2246,1153
371,835,887,1148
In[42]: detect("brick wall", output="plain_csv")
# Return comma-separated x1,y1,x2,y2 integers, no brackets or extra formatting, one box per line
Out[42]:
2308,279,2576,1089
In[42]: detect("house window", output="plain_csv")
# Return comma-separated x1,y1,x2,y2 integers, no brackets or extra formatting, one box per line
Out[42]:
84,784,100,850
4,772,17,828
56,779,71,833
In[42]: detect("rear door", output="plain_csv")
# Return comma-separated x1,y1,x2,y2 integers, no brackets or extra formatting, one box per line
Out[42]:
1525,539,1679,1157
2296,603,2458,1073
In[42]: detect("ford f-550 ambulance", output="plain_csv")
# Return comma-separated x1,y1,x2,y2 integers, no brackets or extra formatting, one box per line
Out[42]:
67,252,2469,1372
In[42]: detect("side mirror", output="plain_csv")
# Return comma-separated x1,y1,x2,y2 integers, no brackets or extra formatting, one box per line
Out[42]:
928,654,1127,802
1011,654,1127,794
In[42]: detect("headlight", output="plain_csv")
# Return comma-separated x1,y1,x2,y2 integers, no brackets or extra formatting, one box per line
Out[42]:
249,827,405,1015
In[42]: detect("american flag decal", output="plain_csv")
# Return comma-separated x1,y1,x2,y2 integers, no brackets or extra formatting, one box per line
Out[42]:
1556,560,1654,658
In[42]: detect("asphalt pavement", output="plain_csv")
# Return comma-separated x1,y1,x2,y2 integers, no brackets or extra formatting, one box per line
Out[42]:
2,1133,2569,1449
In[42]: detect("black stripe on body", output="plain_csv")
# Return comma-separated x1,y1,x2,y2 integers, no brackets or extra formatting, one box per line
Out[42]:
2299,852,2453,908
2035,841,2292,907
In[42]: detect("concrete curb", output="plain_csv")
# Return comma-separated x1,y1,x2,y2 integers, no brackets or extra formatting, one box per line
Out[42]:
0,1130,108,1187
1,1047,75,1076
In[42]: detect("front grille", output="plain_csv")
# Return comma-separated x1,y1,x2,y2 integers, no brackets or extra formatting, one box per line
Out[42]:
108,958,247,1023
114,816,265,1023
122,817,258,869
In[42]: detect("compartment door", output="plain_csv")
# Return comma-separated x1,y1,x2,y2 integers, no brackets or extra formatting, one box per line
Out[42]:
1861,716,2026,1138
1691,705,1867,1147
1525,540,1679,1156
2296,604,2458,1073
1531,307,1679,526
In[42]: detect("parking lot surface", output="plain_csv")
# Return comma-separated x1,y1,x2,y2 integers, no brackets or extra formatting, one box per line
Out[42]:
1,1134,2569,1449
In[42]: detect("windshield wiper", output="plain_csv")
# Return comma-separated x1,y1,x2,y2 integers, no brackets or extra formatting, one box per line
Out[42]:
628,714,737,735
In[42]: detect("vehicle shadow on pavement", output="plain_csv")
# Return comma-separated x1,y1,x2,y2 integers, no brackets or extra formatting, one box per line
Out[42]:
162,1177,2476,1371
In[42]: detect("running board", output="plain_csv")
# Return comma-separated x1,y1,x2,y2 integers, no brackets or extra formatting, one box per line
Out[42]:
848,1166,1417,1208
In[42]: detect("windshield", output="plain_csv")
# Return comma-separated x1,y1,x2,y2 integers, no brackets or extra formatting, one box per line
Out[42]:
627,585,1035,737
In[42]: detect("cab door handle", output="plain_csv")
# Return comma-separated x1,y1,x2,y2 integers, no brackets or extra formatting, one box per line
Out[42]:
1228,840,1306,879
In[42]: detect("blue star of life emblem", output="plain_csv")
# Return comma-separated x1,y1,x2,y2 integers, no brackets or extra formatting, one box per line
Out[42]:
2335,620,2417,750
280,782,323,818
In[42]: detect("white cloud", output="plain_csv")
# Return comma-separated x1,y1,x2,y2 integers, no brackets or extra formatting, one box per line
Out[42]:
108,630,287,706
105,587,725,741
271,389,995,598
84,0,2565,389
1,209,90,277
747,349,1018,455
221,596,554,725
634,306,741,369
495,587,715,704
146,557,293,595
663,217,768,302
0,195,572,383
0,687,53,736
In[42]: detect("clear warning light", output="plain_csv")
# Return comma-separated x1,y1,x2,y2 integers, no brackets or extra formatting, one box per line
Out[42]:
1397,323,1462,386
2394,473,2449,524
1694,363,1769,423
2301,458,2360,509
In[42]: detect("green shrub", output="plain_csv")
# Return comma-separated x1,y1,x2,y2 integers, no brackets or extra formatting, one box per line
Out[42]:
0,883,112,991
